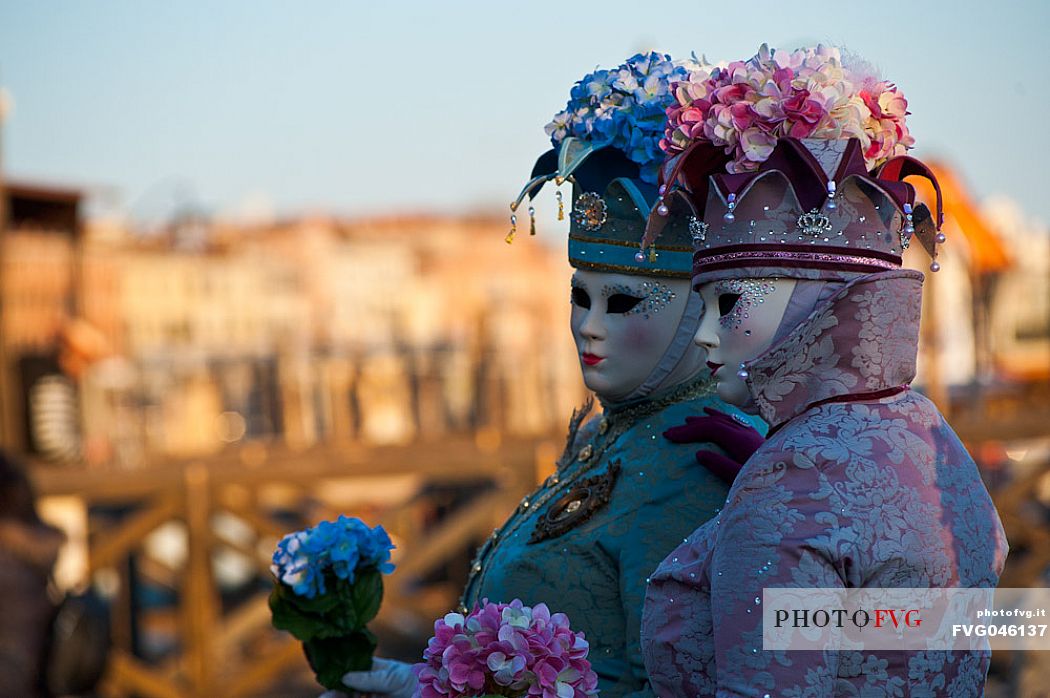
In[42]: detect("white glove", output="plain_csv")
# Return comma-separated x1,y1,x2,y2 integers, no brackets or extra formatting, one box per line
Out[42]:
318,657,418,698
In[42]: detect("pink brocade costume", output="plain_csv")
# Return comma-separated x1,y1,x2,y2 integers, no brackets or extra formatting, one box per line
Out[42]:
639,269,1008,697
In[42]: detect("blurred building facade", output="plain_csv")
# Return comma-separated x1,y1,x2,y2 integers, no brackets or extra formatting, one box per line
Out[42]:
67,212,583,468
2,173,1048,469
0,183,83,461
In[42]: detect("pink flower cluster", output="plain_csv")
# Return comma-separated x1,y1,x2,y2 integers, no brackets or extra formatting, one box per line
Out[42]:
414,599,598,698
662,44,914,173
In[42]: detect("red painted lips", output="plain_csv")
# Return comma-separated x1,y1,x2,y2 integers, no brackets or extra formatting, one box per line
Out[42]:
582,353,604,366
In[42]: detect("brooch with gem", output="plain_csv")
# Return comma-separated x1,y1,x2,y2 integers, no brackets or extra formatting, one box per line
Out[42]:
571,192,608,232
528,461,620,544
797,209,833,237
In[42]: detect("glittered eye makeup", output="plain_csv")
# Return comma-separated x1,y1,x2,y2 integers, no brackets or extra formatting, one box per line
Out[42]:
600,281,677,319
713,279,778,329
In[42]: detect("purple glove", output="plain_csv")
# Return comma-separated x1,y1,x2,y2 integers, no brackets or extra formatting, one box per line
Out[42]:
663,407,764,484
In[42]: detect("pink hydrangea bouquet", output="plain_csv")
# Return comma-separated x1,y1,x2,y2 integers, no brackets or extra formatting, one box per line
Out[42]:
414,599,599,698
661,43,914,173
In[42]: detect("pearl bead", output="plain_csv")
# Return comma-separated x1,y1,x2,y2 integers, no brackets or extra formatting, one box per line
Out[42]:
657,203,669,216
935,232,947,244
930,261,941,272
634,251,645,262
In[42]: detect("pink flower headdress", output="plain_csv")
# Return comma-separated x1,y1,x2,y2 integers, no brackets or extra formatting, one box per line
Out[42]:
661,44,914,174
640,44,947,279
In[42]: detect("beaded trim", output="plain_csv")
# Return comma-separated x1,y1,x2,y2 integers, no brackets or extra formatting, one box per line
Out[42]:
571,258,693,279
571,232,692,252
697,249,899,272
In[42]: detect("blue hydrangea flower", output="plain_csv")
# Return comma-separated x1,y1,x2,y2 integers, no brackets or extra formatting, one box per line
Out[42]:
271,516,396,598
544,51,699,184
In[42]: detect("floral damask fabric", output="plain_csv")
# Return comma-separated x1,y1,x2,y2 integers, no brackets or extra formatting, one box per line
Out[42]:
462,376,764,698
641,270,1008,697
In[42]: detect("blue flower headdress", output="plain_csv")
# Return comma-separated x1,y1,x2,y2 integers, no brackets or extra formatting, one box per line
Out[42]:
546,52,693,185
509,52,706,278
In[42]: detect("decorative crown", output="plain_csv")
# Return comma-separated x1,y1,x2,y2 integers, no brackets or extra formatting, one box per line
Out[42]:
640,44,946,283
653,137,943,284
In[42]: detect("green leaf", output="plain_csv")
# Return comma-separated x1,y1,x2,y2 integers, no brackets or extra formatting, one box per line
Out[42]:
303,630,378,690
349,568,384,626
270,586,327,641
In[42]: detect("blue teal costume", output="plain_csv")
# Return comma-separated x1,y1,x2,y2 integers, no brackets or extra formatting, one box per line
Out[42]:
461,53,766,698
462,379,762,698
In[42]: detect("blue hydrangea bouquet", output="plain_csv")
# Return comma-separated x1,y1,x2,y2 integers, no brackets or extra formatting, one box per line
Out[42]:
269,516,395,689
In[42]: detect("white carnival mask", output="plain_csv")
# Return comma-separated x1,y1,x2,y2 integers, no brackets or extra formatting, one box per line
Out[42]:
570,270,701,402
693,278,797,406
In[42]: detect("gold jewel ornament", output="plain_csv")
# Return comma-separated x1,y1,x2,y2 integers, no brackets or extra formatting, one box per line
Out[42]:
571,192,608,232
528,462,621,544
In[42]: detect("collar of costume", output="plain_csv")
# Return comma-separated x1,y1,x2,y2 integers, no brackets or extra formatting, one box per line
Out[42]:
738,269,921,430
599,367,716,416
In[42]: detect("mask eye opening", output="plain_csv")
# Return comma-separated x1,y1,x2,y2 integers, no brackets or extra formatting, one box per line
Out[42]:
606,293,644,314
571,286,591,309
718,293,741,317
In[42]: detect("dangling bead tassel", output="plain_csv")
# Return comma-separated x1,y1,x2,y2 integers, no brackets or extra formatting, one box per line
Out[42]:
648,246,658,263
723,193,737,222
505,213,517,244
528,205,536,235
903,202,915,235
826,180,837,210
930,228,946,272
736,362,749,379
556,190,565,221
656,184,670,217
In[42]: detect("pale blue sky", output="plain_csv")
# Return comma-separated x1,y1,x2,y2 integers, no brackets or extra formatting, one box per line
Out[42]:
1,0,1047,226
